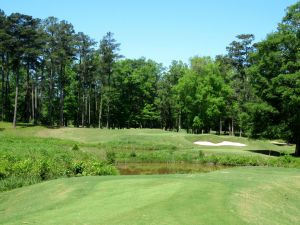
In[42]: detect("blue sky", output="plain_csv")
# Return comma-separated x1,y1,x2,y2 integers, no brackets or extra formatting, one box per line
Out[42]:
0,0,297,66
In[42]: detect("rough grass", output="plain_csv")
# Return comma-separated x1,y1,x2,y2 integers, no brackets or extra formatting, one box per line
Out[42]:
0,167,299,225
36,126,298,166
0,123,118,191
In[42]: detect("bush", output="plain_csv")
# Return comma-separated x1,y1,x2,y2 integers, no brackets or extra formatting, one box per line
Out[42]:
130,151,137,158
72,161,84,175
72,144,80,151
85,162,119,176
38,160,51,180
106,151,116,164
198,150,204,158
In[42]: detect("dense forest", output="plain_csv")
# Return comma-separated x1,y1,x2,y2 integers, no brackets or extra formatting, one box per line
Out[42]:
0,2,299,155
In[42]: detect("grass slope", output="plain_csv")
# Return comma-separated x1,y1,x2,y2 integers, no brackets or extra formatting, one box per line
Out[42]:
1,167,299,225
37,127,295,156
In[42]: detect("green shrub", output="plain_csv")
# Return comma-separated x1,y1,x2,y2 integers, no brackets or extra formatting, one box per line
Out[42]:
39,160,51,180
72,161,84,175
85,162,119,176
106,151,116,164
130,151,137,158
198,150,204,158
72,144,80,151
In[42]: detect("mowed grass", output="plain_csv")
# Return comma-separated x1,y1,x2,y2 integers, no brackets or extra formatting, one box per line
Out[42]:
1,167,299,225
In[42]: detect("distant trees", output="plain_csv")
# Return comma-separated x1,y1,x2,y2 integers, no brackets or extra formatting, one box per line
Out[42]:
113,58,161,128
157,60,187,131
0,1,300,155
175,57,232,133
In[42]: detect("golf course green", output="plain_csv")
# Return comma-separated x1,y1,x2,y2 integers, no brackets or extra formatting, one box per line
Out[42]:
1,167,299,225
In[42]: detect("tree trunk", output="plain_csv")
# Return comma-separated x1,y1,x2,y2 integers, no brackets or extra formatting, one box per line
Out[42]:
85,95,88,125
49,62,54,126
5,54,10,120
177,110,181,132
98,95,103,128
60,87,64,127
231,118,235,136
59,65,64,127
13,69,19,128
32,84,35,123
219,118,222,135
81,98,84,126
295,132,300,157
76,91,80,127
1,54,5,121
106,100,110,128
34,85,37,124
25,63,31,122
88,95,91,126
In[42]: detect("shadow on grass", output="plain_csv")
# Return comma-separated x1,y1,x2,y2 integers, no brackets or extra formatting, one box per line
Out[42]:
0,128,5,131
16,123,36,128
290,153,300,157
46,126,61,129
248,150,282,157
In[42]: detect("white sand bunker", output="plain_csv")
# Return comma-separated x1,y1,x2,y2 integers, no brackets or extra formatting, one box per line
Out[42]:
194,141,247,147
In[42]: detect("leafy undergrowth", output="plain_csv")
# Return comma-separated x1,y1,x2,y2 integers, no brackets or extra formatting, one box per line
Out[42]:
0,132,118,192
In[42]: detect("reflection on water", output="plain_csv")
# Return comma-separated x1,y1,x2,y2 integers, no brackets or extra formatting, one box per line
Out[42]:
116,162,229,175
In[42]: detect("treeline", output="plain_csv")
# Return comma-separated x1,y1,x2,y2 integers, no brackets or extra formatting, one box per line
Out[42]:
0,2,299,155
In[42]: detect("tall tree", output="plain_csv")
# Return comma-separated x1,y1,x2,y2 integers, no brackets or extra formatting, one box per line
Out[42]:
57,21,75,126
42,17,59,125
0,10,9,121
7,13,36,128
226,34,255,135
248,2,300,156
98,32,120,128
75,32,96,127
157,60,187,130
22,17,44,123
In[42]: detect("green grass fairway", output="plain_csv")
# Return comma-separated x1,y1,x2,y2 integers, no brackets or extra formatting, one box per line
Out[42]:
1,167,299,225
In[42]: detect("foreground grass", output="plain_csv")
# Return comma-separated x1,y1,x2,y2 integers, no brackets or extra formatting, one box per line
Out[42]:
1,167,299,225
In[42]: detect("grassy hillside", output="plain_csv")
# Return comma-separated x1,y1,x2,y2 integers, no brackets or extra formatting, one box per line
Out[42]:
36,126,299,168
1,122,299,192
1,167,299,225
37,127,294,155
36,126,296,159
